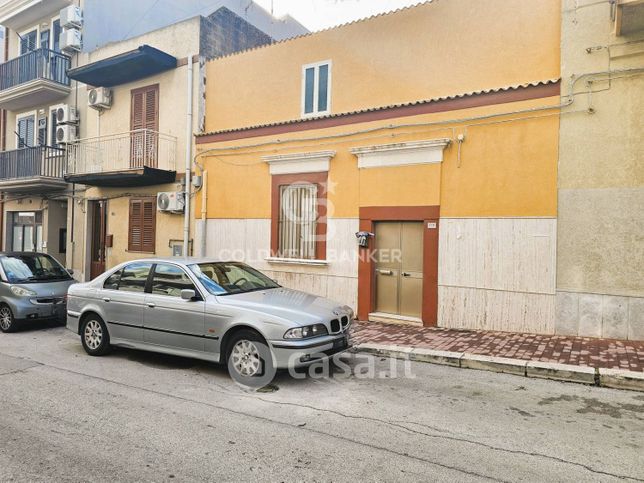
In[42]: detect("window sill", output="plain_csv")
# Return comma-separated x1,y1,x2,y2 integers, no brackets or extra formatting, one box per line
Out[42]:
125,250,156,254
265,257,329,267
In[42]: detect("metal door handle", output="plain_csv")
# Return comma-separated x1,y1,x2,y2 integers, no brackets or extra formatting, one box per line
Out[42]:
377,269,393,275
402,272,411,277
146,302,156,308
103,297,111,302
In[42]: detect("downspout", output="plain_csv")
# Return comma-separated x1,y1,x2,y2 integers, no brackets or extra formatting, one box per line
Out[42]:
200,170,208,256
183,55,194,258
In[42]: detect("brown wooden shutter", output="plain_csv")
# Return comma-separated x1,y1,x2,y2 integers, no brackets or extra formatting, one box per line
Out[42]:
128,198,156,252
130,84,159,168
142,199,156,252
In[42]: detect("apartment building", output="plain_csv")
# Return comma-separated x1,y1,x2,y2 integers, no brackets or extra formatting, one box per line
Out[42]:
0,0,305,278
195,0,562,333
0,0,78,265
65,10,277,280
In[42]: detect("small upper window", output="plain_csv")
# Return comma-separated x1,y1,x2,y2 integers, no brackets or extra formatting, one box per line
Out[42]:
302,61,331,117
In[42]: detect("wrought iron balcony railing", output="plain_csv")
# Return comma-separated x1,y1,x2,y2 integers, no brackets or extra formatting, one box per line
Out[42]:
0,48,71,91
0,145,66,180
66,129,178,176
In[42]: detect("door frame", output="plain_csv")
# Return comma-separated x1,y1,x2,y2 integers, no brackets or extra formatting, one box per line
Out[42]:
358,206,440,327
89,200,108,280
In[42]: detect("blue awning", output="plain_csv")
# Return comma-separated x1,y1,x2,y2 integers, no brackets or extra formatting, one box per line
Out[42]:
67,45,177,87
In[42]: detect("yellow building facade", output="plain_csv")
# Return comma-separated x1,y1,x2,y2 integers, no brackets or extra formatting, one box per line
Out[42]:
196,0,562,332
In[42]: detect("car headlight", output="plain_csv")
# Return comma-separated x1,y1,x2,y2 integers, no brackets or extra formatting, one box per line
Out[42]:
10,286,37,297
284,324,329,339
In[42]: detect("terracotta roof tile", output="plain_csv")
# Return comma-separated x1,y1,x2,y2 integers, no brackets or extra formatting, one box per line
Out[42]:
196,78,561,138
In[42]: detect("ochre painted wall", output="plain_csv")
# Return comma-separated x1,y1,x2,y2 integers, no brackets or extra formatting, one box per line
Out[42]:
204,0,561,133
197,96,560,220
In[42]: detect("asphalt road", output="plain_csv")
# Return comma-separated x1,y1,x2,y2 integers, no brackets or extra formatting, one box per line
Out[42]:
0,324,643,482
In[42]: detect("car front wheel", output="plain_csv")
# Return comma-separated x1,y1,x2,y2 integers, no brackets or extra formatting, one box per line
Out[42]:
0,305,17,333
226,330,275,387
81,316,111,356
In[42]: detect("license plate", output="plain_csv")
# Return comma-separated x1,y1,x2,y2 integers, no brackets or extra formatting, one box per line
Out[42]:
333,337,347,350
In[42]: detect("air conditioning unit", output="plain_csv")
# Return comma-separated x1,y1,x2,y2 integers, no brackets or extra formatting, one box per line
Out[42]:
157,192,185,213
56,105,78,124
88,87,112,110
60,28,82,53
60,5,83,29
56,124,77,144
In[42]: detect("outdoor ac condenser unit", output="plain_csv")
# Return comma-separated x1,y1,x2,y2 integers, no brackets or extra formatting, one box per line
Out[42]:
157,192,185,213
60,28,82,53
88,87,112,110
56,105,78,125
56,124,77,144
60,5,83,29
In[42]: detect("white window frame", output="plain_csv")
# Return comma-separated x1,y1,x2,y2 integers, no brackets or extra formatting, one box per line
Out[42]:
18,25,40,55
50,15,61,52
15,110,38,148
301,60,332,118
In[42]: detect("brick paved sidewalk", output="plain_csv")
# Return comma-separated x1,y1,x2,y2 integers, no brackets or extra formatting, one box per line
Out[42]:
352,321,644,372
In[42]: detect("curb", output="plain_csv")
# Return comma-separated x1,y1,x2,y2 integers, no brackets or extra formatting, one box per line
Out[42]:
354,343,644,392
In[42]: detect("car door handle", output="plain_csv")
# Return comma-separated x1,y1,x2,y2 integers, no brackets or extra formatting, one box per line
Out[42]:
146,302,156,308
103,297,111,302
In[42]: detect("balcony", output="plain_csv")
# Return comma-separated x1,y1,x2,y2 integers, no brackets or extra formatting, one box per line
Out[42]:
0,49,71,111
0,145,66,192
66,130,178,187
0,0,71,30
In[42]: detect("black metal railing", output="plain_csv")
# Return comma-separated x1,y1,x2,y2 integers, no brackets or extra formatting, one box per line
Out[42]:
0,49,71,91
0,146,66,180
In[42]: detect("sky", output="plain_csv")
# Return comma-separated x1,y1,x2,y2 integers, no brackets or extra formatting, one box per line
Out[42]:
253,0,424,31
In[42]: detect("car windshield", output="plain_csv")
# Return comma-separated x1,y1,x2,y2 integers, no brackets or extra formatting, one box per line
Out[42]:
1,253,72,283
188,262,280,296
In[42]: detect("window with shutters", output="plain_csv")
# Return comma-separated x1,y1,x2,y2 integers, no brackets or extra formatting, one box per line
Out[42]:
16,114,35,148
271,172,327,260
128,198,156,253
19,29,38,55
130,84,159,169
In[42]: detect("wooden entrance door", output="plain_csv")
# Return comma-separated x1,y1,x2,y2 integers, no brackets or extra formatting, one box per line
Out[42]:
374,221,424,319
90,200,107,279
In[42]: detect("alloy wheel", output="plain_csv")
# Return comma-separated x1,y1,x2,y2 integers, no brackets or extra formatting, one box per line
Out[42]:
84,320,103,350
0,307,12,331
231,339,261,377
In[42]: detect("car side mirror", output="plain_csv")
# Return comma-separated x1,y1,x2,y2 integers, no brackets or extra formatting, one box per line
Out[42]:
66,268,74,275
181,289,197,301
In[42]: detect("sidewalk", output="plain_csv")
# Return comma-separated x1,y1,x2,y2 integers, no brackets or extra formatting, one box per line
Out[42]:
351,320,644,391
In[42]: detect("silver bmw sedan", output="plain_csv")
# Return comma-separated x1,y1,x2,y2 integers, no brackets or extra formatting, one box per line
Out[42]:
66,258,353,382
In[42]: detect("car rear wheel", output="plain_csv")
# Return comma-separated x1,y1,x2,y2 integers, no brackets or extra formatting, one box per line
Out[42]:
0,305,17,333
81,316,111,356
226,330,275,386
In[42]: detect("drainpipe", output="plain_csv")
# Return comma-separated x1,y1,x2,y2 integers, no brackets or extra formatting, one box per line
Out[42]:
200,170,208,256
183,55,194,258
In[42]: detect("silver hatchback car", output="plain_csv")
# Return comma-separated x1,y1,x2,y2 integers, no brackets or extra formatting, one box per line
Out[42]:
67,258,353,381
0,252,76,333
